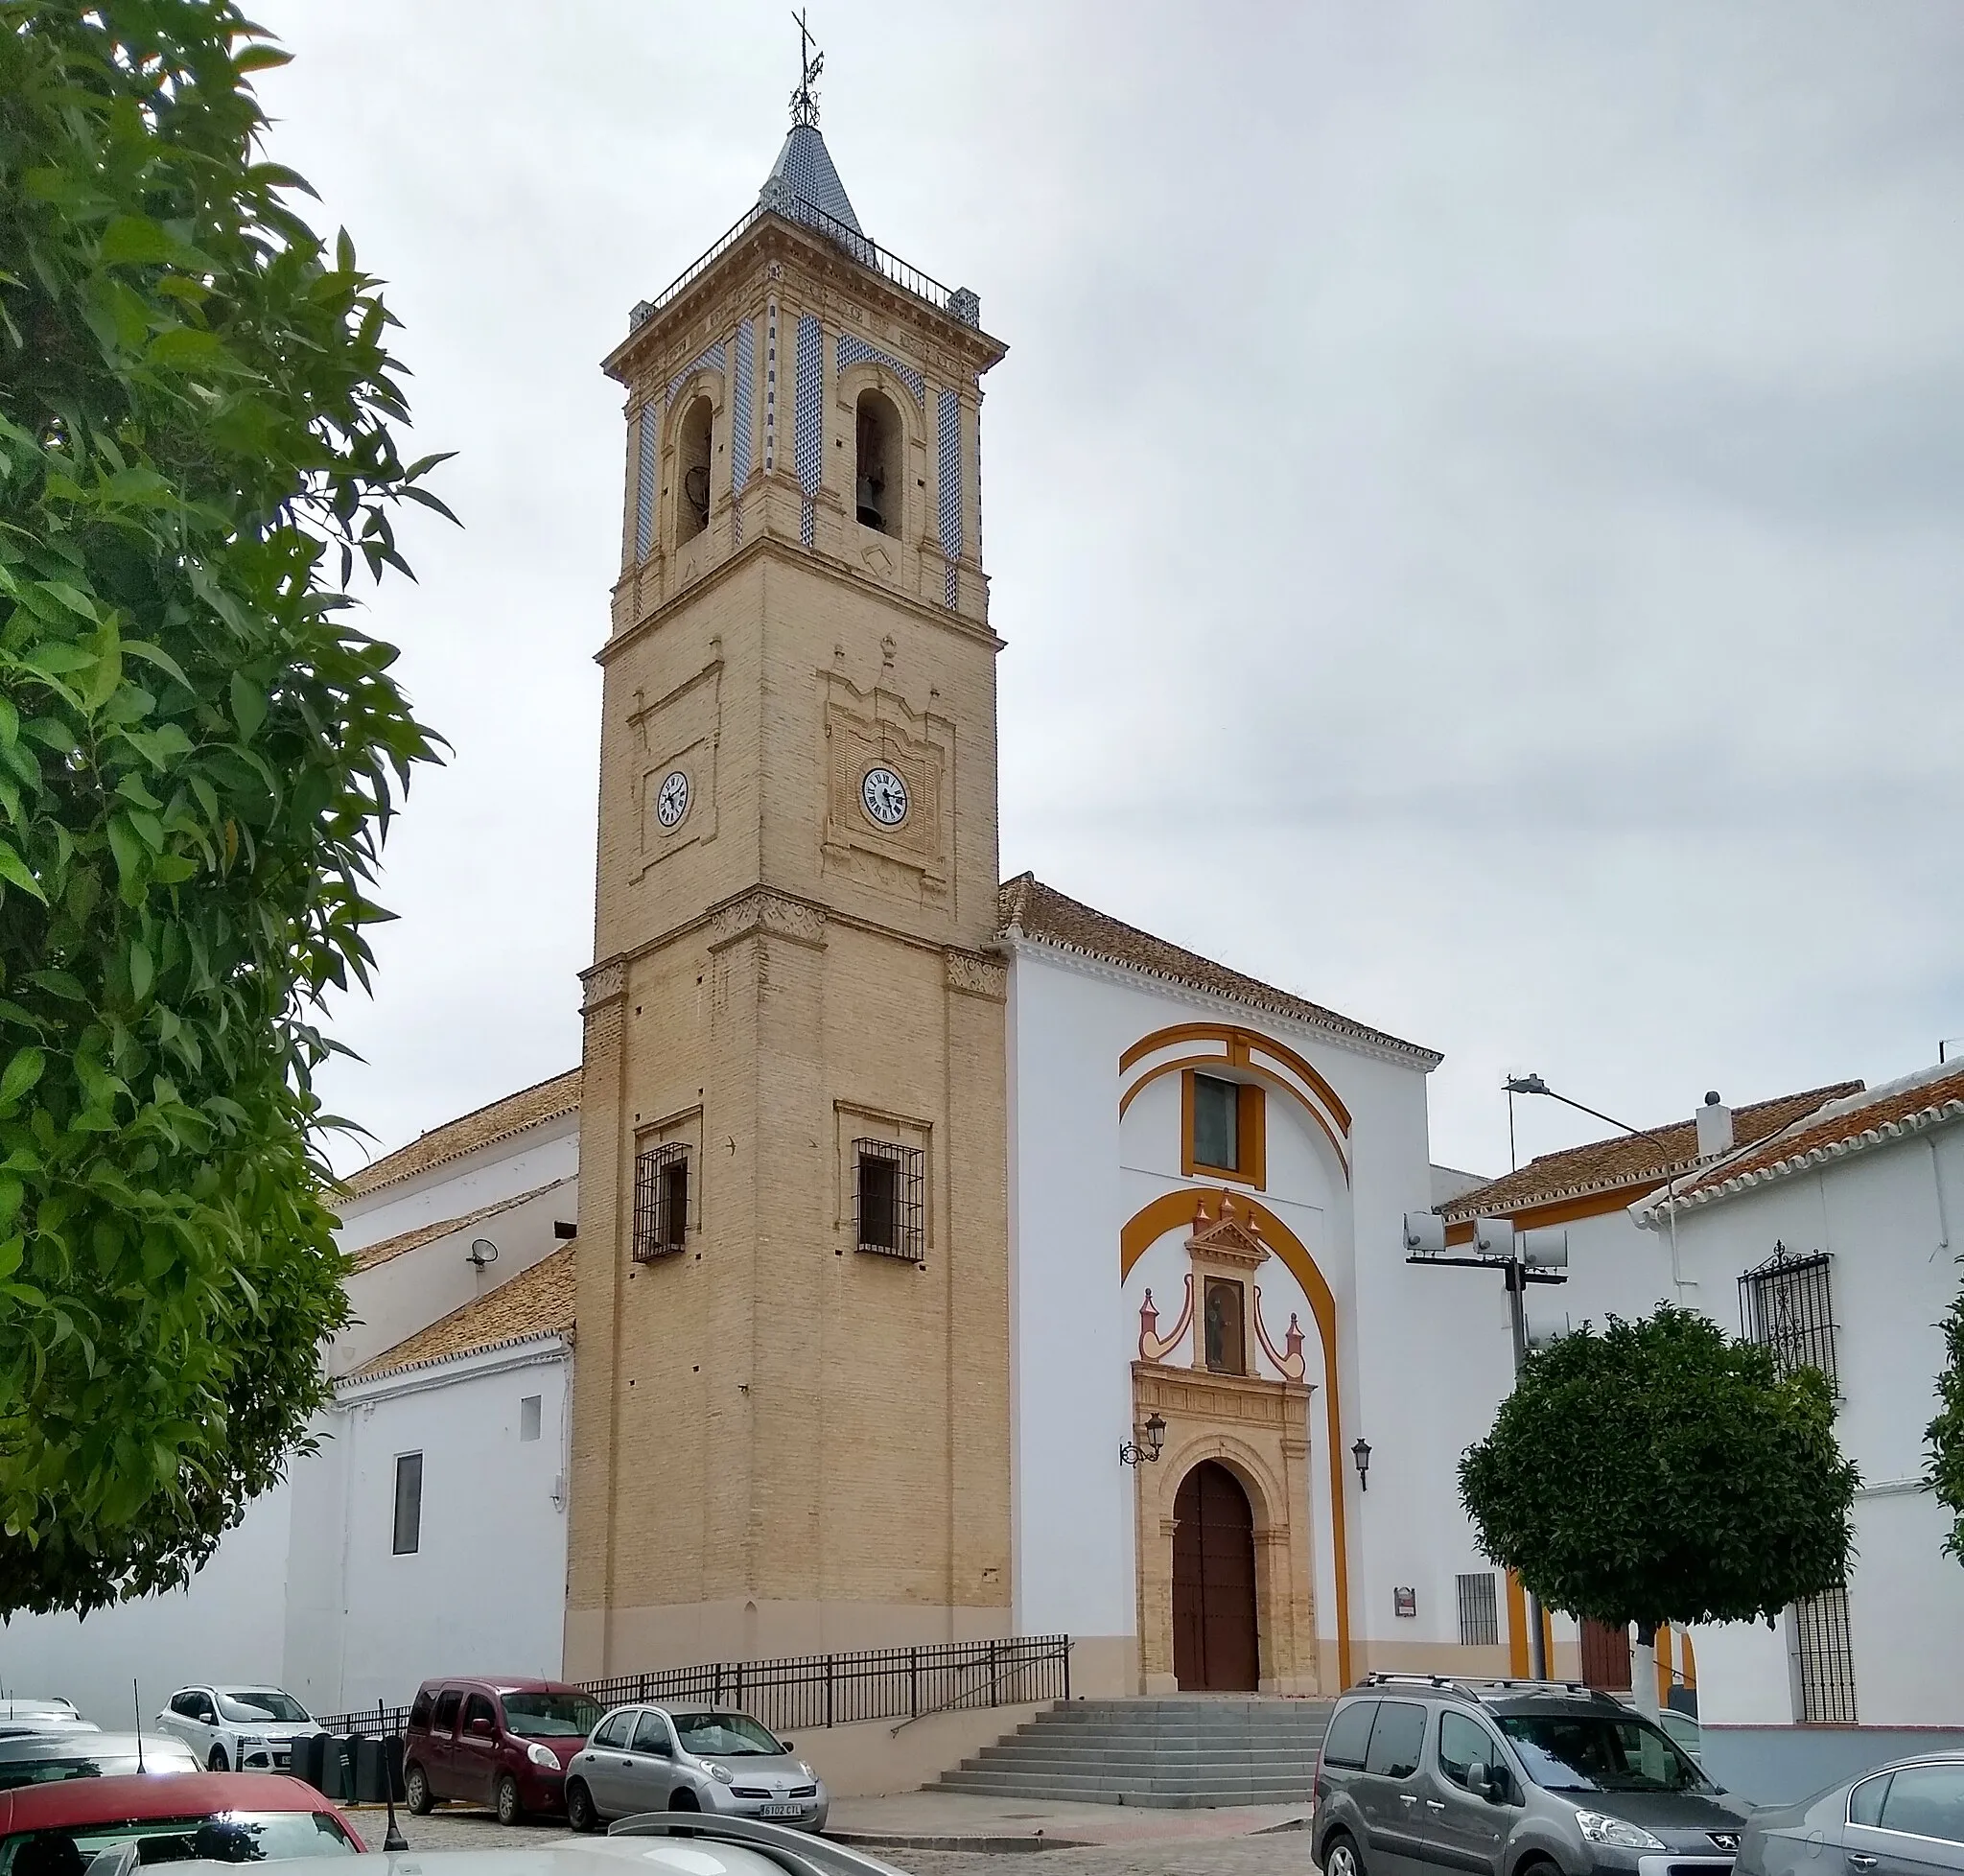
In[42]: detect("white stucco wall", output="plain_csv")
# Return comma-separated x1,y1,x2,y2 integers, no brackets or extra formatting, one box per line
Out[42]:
0,1482,293,1728
334,1116,580,1257
285,1341,573,1716
333,1173,579,1375
1658,1116,1964,1727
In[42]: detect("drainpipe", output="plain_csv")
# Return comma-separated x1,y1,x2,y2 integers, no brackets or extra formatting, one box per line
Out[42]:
1932,1136,1953,1260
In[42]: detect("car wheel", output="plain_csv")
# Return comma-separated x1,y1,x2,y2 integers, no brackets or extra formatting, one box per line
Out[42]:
668,1790,700,1813
207,1746,230,1772
566,1780,598,1834
405,1764,433,1816
496,1774,524,1827
1323,1830,1365,1876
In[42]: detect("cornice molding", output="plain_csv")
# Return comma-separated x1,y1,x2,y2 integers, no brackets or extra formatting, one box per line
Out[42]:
1000,934,1440,1072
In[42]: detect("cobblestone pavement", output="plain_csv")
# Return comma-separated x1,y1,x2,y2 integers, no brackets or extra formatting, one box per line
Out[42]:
368,1810,1318,1876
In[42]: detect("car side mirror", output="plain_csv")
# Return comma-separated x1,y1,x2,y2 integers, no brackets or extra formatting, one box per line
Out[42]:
469,1717,493,1737
779,1740,794,1754
1468,1762,1507,1805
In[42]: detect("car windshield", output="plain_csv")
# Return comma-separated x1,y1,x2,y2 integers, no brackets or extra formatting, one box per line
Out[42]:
0,1810,358,1873
213,1693,310,1726
1498,1713,1713,1794
501,1695,602,1739
0,1761,161,1794
669,1713,783,1759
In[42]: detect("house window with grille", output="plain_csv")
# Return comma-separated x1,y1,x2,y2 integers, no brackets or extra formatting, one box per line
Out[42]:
853,1138,924,1261
1791,1583,1858,1724
1457,1571,1500,1648
633,1140,690,1261
1739,1244,1838,1390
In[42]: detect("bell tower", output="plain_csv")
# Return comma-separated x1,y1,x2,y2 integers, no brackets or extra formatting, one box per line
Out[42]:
565,53,1012,1675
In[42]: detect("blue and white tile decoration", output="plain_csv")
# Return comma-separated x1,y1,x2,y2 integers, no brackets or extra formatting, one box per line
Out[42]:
794,314,823,550
666,340,726,410
764,300,778,476
835,333,924,409
635,404,659,561
937,388,962,608
730,318,755,545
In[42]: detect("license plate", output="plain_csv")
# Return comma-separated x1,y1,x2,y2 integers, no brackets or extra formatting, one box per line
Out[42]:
758,1804,803,1818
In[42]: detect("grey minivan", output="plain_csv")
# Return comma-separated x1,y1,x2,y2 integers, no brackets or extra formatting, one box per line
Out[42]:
1313,1676,1749,1876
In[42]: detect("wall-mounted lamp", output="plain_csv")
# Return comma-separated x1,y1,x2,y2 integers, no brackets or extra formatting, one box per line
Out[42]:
1120,1412,1167,1467
466,1238,498,1268
1351,1438,1372,1492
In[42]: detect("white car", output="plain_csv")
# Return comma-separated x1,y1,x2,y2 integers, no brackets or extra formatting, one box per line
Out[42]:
155,1685,318,1771
0,1698,95,1740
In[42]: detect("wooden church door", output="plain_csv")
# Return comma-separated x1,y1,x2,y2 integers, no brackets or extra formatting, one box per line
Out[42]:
1172,1461,1259,1691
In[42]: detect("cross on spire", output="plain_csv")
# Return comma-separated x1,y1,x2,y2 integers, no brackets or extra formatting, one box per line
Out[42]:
790,9,823,128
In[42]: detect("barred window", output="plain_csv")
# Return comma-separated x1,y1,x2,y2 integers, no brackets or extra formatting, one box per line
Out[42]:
634,1141,690,1261
1739,1243,1837,1389
1457,1572,1500,1648
1792,1583,1858,1724
854,1138,924,1261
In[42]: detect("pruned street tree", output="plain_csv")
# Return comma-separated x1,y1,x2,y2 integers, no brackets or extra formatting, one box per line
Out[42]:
1460,1304,1859,1716
1929,1282,1964,1564
0,0,448,1613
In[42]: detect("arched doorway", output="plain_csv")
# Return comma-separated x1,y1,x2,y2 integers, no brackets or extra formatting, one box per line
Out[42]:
1172,1461,1259,1690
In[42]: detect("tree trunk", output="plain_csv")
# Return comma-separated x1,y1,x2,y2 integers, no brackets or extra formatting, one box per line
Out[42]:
1632,1622,1661,1720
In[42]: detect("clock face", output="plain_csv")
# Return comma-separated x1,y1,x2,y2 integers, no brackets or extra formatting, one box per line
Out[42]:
654,768,690,830
860,764,909,828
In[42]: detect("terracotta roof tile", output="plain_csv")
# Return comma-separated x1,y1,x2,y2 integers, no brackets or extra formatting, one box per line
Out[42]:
1438,1082,1864,1221
1660,1064,1964,1210
344,1068,581,1199
347,1177,576,1273
351,1245,577,1380
996,873,1440,1065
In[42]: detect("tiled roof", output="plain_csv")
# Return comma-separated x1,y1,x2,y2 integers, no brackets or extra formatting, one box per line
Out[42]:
351,1245,577,1382
1651,1063,1964,1216
1438,1082,1864,1221
343,1068,581,1199
762,122,864,236
348,1177,576,1274
996,873,1440,1066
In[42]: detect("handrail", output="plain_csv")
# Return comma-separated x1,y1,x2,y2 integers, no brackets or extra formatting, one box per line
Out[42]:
630,189,980,333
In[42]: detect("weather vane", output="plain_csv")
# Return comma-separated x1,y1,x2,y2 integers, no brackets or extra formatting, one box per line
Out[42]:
790,8,823,128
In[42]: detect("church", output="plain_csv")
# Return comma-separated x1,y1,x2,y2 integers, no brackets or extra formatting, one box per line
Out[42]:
22,68,1955,1778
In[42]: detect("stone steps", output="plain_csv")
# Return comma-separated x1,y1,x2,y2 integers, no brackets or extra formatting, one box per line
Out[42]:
927,1698,1331,1808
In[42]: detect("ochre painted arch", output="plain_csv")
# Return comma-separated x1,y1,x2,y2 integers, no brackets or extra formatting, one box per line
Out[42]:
1118,1021,1353,1134
1121,1187,1353,1689
1118,1055,1349,1184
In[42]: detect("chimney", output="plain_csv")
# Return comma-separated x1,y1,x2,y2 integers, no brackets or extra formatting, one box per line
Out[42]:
1695,1090,1733,1159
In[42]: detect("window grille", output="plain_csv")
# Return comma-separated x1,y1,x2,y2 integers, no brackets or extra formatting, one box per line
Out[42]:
1456,1572,1500,1648
1739,1243,1837,1389
633,1141,690,1261
1792,1583,1858,1724
853,1138,924,1261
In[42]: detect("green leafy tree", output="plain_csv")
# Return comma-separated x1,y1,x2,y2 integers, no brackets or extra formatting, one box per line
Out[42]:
1929,1283,1964,1562
1461,1305,1859,1696
0,0,448,1613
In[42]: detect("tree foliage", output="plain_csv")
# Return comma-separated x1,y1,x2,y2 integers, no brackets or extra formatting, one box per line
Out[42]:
1460,1305,1859,1635
0,0,447,1613
1929,1282,1964,1564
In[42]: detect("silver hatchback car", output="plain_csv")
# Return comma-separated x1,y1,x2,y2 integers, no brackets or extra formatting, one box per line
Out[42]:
565,1707,828,1834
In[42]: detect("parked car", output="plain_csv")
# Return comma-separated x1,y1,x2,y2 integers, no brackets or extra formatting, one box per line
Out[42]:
154,1686,318,1773
1313,1676,1749,1876
564,1705,828,1834
0,1705,94,1745
0,1770,364,1875
0,1735,198,1794
1738,1752,1964,1876
142,1812,894,1876
402,1678,603,1825
1613,1696,1704,1767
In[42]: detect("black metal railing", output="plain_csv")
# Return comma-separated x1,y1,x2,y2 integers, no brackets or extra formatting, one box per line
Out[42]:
632,193,979,332
316,1633,1068,1741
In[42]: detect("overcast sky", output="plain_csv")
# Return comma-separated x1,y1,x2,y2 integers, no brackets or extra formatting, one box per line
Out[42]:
250,1,1964,1182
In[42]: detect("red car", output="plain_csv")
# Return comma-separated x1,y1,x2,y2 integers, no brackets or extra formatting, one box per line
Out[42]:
403,1677,602,1825
0,1771,365,1875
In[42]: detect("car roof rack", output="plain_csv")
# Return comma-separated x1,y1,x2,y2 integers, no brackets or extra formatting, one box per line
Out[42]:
1358,1673,1613,1702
